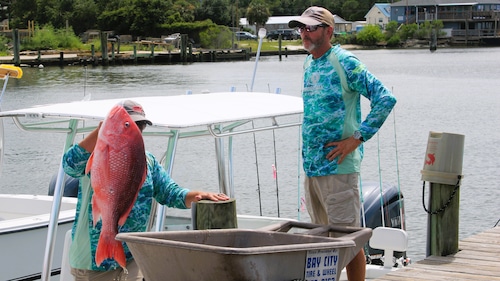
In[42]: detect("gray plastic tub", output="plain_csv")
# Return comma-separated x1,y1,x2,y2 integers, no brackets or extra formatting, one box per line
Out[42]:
116,222,371,281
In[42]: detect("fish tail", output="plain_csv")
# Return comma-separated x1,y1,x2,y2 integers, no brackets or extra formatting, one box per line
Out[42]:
95,232,127,269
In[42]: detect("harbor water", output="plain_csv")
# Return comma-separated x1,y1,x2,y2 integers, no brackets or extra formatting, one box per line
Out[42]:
1,46,499,263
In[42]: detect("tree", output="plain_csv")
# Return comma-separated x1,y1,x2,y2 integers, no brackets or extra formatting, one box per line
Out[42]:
10,0,37,28
341,0,359,21
246,0,270,32
199,24,232,48
97,0,171,37
399,23,418,40
356,24,384,46
171,0,197,23
70,0,98,35
197,0,232,26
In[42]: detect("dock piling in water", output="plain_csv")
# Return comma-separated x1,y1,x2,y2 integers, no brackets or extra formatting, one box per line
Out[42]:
421,132,465,257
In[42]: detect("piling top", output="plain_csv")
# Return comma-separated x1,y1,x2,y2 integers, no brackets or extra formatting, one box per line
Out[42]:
421,131,465,185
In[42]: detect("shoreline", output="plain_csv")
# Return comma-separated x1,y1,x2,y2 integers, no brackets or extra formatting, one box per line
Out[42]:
1,42,496,67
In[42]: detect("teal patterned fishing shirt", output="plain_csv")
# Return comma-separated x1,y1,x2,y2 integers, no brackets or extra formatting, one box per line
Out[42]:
302,45,396,177
63,144,189,271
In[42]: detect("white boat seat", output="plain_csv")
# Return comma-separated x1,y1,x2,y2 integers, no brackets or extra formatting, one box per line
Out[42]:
369,227,408,269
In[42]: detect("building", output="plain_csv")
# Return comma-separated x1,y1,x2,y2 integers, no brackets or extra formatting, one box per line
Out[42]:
390,0,500,44
365,4,391,29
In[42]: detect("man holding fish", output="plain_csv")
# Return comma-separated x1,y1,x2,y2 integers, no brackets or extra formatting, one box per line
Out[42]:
63,100,229,281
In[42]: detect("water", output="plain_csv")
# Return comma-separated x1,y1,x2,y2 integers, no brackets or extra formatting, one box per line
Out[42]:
1,46,500,264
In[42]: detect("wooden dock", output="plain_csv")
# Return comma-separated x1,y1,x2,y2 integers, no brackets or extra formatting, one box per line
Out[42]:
374,226,500,280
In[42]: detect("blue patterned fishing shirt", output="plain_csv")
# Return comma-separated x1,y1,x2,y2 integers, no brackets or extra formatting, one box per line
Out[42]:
63,144,189,271
302,45,397,177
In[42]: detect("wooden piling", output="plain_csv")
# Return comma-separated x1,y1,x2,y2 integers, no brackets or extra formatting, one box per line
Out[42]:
180,34,188,63
278,37,282,61
91,45,96,66
150,44,155,64
133,45,137,64
111,43,115,62
427,181,460,256
188,43,193,63
12,29,20,66
195,199,237,230
421,132,465,257
100,31,108,66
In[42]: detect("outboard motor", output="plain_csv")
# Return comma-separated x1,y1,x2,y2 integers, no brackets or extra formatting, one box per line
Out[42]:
48,174,79,197
361,181,406,263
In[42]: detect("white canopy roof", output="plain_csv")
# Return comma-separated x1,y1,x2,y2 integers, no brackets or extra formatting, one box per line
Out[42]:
0,92,303,130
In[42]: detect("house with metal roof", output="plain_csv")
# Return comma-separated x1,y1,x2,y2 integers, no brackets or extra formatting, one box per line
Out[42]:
365,3,391,28
390,0,500,44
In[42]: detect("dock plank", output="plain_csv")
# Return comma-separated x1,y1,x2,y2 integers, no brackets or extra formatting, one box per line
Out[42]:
373,226,500,281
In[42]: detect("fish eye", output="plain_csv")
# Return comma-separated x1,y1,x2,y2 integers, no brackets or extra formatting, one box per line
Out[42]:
125,121,130,127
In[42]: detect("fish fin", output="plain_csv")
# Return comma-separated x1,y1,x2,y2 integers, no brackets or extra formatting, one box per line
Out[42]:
95,231,127,269
117,165,147,226
91,195,101,227
85,152,94,175
117,196,137,226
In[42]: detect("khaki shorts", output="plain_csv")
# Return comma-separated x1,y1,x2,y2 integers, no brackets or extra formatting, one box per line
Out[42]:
71,259,143,281
304,173,361,228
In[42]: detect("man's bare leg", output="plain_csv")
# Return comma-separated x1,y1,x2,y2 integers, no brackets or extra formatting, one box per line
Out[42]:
346,249,366,281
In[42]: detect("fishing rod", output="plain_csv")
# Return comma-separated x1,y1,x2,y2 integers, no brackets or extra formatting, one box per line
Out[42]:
250,28,266,215
392,106,404,229
376,133,386,227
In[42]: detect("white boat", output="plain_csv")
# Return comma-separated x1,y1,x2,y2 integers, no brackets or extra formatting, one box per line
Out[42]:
0,194,76,280
0,82,408,279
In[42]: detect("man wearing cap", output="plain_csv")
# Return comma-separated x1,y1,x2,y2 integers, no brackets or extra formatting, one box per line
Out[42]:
289,7,397,281
63,100,229,280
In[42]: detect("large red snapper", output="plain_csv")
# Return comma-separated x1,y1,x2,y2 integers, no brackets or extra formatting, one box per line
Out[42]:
85,104,147,269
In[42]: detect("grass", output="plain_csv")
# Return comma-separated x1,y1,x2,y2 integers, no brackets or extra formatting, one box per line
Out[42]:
5,38,303,57
235,39,303,52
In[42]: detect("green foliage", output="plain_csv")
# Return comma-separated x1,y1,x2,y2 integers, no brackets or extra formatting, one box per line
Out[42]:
22,25,84,51
4,0,448,51
386,34,401,47
383,21,401,47
0,35,9,54
199,25,232,49
341,0,360,21
384,21,398,40
399,23,418,40
70,0,99,35
332,33,356,45
161,19,217,44
415,20,444,39
246,0,271,30
197,0,232,26
356,25,384,46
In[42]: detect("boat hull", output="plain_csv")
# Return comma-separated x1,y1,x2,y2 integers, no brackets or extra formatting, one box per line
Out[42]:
0,194,76,280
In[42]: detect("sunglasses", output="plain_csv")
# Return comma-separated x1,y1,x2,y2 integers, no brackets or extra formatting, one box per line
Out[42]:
135,121,148,130
297,24,328,33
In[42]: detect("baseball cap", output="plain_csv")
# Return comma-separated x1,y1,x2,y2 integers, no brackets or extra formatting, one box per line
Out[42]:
288,6,335,28
121,100,152,125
